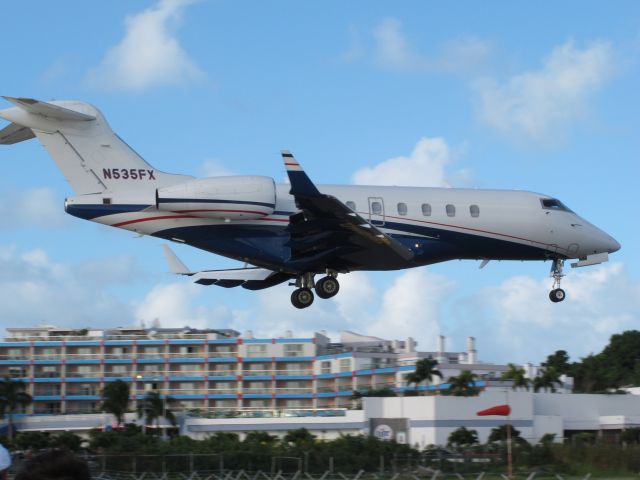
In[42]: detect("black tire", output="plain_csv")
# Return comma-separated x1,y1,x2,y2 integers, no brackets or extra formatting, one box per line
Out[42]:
316,276,340,299
291,288,314,309
549,288,566,303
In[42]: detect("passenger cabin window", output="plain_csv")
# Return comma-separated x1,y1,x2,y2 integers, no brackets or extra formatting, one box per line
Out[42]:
397,202,408,216
540,198,573,213
470,205,480,217
446,204,456,217
371,201,382,215
421,203,432,216
346,201,356,211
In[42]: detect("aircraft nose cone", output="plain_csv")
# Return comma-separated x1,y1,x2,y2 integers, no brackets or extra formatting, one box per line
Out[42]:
608,236,621,253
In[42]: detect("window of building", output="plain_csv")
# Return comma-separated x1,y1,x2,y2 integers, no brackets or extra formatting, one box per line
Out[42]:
7,348,24,359
144,347,160,355
247,344,267,357
339,359,351,372
77,365,95,374
214,382,233,390
248,399,269,408
249,363,267,372
346,201,356,211
421,203,432,216
321,361,331,374
76,347,93,356
8,367,26,378
112,365,128,374
286,363,306,372
397,202,408,216
371,201,382,215
470,205,480,218
446,204,456,217
284,344,304,357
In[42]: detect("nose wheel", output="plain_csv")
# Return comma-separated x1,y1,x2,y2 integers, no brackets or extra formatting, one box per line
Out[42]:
549,259,566,303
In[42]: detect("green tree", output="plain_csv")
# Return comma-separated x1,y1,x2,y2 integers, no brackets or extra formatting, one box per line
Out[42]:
501,363,530,391
49,431,83,451
101,380,130,428
543,350,571,375
488,424,526,445
533,367,562,392
447,426,479,449
445,370,480,396
572,331,640,392
620,427,640,444
283,428,316,446
137,390,176,433
0,376,32,440
14,431,49,451
405,358,442,394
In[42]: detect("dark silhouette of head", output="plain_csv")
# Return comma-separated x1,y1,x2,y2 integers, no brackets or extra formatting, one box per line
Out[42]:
15,449,90,480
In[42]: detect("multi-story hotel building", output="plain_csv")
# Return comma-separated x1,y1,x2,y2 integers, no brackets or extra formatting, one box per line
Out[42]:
0,325,547,416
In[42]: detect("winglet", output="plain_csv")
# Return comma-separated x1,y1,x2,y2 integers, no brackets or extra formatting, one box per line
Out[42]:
162,245,191,275
282,151,321,197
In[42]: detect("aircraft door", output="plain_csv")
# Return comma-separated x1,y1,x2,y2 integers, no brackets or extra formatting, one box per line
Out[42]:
368,197,385,226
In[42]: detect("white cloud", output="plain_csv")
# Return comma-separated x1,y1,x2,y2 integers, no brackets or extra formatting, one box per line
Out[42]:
0,187,67,230
352,137,462,187
86,0,203,91
339,25,365,63
367,269,454,351
474,40,614,142
455,262,640,364
373,18,491,73
135,282,211,329
200,159,236,178
0,246,137,330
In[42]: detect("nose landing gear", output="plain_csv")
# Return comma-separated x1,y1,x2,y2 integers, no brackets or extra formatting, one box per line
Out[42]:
549,258,566,303
290,272,340,308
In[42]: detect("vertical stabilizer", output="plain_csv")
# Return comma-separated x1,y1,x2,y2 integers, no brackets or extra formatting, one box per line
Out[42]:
0,97,192,195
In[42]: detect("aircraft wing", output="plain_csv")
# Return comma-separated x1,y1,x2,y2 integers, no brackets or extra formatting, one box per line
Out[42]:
162,245,293,290
282,151,414,272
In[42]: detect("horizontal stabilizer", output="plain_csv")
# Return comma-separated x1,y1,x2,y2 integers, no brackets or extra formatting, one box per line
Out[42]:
3,96,96,121
162,244,289,290
0,122,35,145
193,267,275,284
161,245,191,275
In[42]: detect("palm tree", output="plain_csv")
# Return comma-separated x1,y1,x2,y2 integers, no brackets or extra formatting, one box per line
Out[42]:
101,380,130,428
137,390,176,435
501,363,530,391
533,367,562,392
0,376,32,440
445,370,480,397
405,358,442,394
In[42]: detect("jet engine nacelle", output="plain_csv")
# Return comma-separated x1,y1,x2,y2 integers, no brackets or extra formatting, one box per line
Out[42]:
156,175,276,220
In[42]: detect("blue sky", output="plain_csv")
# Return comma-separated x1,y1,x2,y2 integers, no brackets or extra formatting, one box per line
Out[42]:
1,0,638,364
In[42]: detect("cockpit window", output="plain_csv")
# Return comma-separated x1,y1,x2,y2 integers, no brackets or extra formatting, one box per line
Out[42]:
540,198,573,213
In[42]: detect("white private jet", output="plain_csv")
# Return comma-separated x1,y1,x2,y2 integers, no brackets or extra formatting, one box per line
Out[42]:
0,97,620,308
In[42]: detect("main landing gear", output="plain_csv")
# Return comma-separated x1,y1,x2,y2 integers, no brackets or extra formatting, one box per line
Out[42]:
290,272,340,309
549,258,566,303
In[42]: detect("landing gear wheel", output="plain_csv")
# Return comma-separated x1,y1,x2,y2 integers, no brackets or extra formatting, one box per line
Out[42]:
315,276,340,299
291,288,314,309
549,288,566,303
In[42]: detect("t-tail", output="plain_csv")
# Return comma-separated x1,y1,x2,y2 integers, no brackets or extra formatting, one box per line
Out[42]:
0,96,191,195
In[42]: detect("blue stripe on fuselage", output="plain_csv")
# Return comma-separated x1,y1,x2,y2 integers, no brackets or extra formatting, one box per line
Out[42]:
157,198,275,209
151,220,551,273
66,204,152,220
